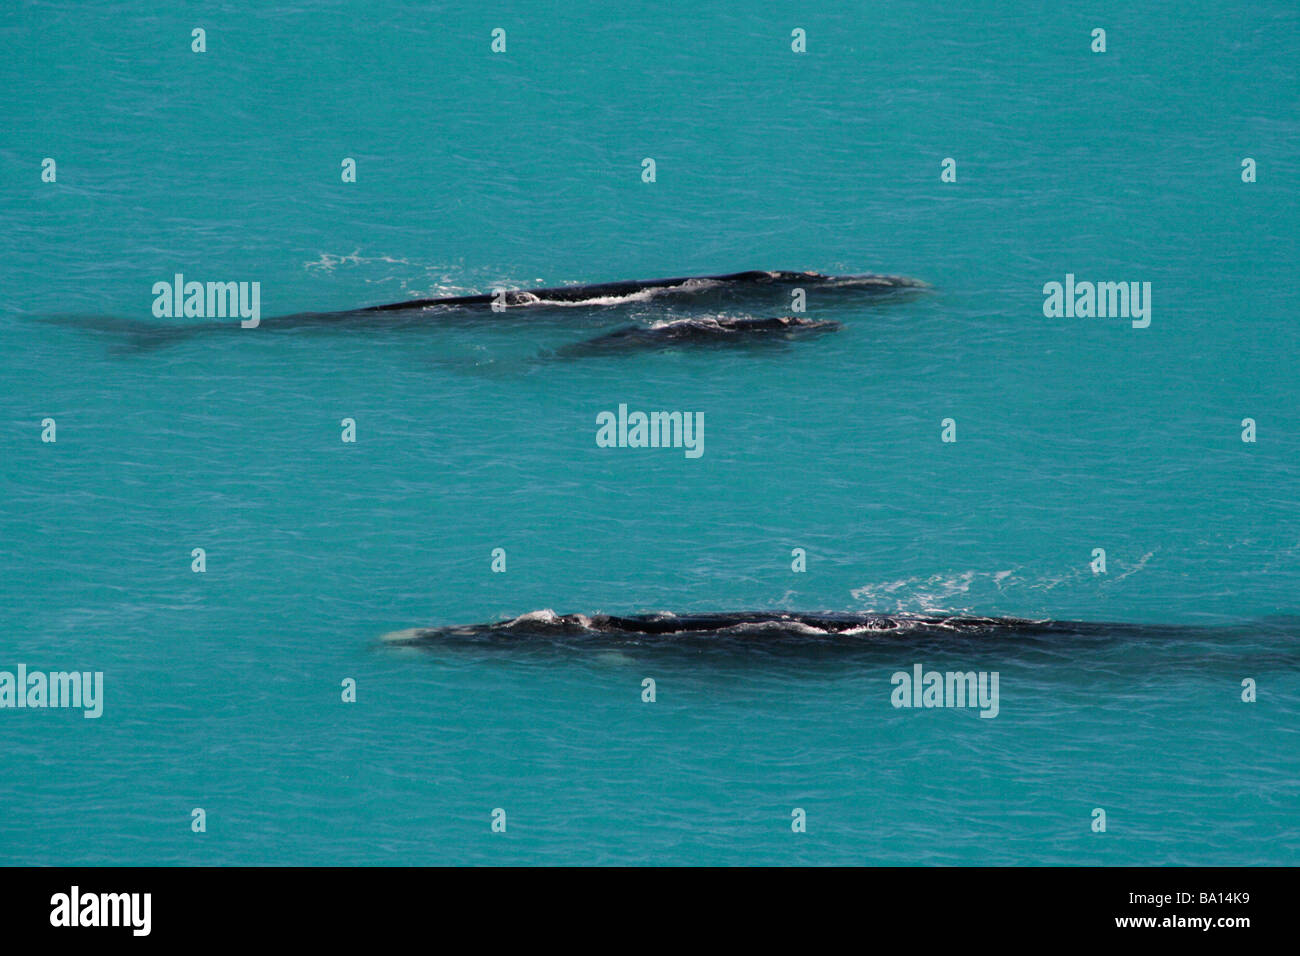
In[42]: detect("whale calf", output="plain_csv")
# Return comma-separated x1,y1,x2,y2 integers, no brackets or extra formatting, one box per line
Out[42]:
556,315,841,355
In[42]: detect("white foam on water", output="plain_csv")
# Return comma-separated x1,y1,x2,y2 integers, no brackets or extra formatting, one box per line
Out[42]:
717,618,830,637
379,627,428,643
521,277,725,308
506,608,561,625
850,569,1023,615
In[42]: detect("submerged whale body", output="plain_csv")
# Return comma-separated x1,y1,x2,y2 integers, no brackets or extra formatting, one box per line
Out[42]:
557,315,841,355
361,270,927,313
382,610,1063,647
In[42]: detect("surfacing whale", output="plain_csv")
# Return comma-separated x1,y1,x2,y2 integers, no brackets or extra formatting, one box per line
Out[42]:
381,611,1300,669
361,270,927,313
40,269,926,351
383,610,1066,647
556,316,841,355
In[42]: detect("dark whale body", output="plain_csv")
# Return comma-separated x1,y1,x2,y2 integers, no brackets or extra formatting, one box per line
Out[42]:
360,270,926,313
382,610,1147,648
381,611,1300,671
557,315,841,355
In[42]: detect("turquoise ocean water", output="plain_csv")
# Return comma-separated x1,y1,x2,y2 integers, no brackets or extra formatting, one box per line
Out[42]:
1,1,1298,865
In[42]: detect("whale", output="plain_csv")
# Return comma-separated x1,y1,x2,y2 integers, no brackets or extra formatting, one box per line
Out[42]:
380,610,1160,647
360,270,927,313
379,611,1300,671
40,269,926,351
555,315,841,355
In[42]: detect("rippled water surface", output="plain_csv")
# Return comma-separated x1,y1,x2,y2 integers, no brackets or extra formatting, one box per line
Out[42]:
1,1,1297,864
